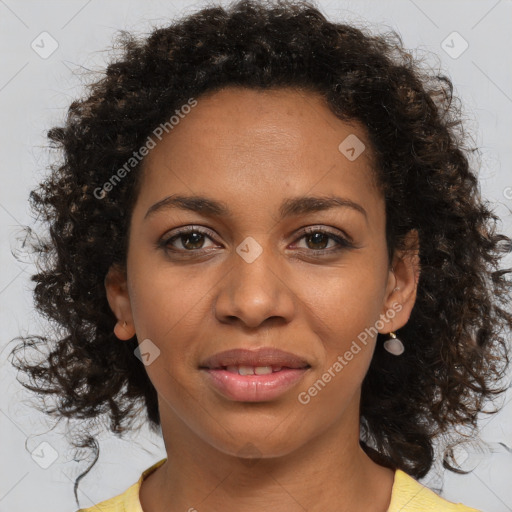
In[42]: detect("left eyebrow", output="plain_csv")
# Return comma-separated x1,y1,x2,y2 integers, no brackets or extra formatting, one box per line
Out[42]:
144,194,368,225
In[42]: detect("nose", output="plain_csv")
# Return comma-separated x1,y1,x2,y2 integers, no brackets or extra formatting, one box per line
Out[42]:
213,241,296,329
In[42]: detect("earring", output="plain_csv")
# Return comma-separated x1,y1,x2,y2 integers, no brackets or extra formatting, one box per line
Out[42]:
113,319,134,341
383,331,405,356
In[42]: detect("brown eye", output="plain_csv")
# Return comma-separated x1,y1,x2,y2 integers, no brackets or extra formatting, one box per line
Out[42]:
176,231,207,250
303,232,331,250
294,227,353,254
160,227,218,252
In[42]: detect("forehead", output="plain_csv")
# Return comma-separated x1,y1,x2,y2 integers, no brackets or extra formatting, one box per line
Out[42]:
137,86,382,219
156,86,373,161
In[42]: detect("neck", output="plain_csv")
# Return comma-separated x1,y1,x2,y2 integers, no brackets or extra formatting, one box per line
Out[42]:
140,395,395,512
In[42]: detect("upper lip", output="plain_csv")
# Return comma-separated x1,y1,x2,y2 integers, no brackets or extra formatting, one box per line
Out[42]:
200,347,311,369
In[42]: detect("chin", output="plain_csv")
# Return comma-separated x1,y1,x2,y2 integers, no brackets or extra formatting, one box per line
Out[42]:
201,419,309,461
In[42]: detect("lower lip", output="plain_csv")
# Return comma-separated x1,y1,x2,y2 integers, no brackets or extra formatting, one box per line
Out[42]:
201,368,309,402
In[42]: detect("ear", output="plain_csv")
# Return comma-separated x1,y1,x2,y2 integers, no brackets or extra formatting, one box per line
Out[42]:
104,263,136,340
378,229,421,334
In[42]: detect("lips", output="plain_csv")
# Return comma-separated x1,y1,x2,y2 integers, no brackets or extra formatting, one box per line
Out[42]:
199,347,311,370
199,347,311,402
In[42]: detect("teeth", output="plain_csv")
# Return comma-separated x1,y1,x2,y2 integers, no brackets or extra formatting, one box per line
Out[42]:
225,365,278,375
254,366,273,375
239,366,255,376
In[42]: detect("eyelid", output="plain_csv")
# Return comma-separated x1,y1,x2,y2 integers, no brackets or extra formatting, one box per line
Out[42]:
159,225,218,247
158,224,355,254
299,225,354,244
291,226,355,253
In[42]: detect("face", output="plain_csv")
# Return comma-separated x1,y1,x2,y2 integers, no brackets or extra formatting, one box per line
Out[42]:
106,86,419,460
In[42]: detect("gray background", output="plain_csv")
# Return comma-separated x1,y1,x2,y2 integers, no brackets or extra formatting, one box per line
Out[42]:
1,0,511,511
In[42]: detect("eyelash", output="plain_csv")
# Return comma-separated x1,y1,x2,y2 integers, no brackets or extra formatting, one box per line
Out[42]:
158,225,354,257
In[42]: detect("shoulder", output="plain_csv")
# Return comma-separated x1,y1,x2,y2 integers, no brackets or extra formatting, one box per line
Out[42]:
75,457,167,512
388,469,481,512
75,480,140,512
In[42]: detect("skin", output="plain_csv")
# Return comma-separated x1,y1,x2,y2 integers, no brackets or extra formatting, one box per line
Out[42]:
105,86,420,512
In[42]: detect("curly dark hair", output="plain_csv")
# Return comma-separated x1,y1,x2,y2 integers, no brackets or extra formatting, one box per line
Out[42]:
9,0,512,507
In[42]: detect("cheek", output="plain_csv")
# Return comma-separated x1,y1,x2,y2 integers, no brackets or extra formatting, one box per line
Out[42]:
294,269,384,414
300,259,386,348
128,253,208,338
126,263,208,401
128,246,387,357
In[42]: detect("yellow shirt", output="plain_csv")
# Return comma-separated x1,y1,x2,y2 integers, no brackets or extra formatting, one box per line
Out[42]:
76,458,481,512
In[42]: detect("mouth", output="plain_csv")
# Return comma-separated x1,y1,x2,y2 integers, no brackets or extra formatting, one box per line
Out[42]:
199,347,311,402
199,347,311,371
205,364,299,375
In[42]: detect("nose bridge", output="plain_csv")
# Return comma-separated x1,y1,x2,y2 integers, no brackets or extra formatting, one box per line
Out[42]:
214,235,295,328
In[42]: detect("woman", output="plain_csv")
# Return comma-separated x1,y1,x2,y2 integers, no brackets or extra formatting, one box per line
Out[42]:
10,0,511,511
